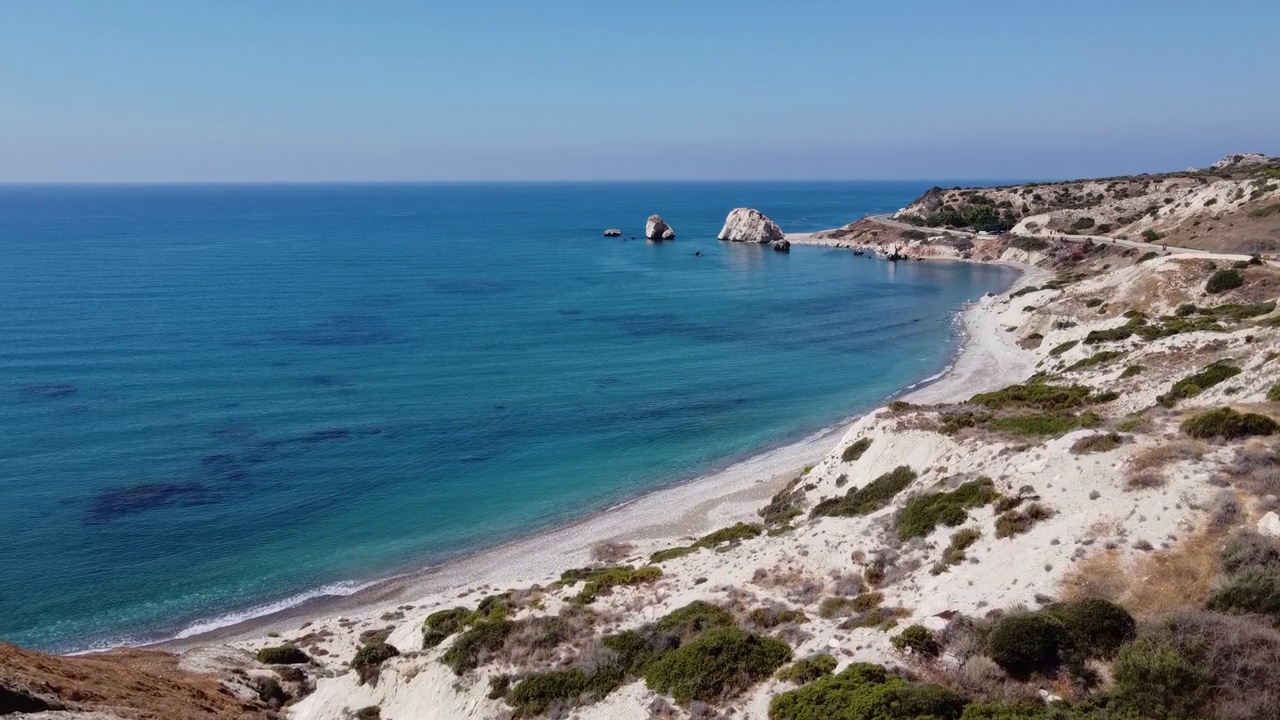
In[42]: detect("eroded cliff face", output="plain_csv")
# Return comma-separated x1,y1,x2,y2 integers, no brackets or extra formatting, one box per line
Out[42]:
0,643,285,720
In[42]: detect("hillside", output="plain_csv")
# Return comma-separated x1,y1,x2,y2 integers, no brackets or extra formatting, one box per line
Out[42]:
893,154,1280,254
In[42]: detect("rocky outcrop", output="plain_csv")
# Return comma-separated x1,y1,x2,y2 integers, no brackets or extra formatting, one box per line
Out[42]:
645,215,675,240
717,208,784,244
772,239,790,252
603,229,622,237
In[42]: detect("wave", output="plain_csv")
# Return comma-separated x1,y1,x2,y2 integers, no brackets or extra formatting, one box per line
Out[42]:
171,579,381,640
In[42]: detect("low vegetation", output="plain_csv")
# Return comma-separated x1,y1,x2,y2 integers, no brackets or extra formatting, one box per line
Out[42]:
498,601,790,715
1205,268,1244,294
769,663,966,720
1070,432,1124,454
841,437,872,463
351,642,399,685
810,466,917,518
1181,407,1279,440
891,624,941,657
1156,361,1241,407
777,654,837,684
932,527,981,574
995,503,1053,538
256,646,310,665
650,523,763,563
896,478,996,540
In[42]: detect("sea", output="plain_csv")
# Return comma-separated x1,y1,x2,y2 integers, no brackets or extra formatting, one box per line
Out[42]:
0,182,1019,651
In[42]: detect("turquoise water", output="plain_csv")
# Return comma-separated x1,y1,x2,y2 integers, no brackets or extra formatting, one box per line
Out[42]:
0,182,1017,651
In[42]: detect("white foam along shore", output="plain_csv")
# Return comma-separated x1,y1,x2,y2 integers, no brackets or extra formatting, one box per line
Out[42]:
167,255,1045,649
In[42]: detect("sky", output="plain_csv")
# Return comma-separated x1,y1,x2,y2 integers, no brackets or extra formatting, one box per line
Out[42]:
1,1,1278,182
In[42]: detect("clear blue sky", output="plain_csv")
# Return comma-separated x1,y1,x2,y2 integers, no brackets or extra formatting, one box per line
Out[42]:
2,1,1277,182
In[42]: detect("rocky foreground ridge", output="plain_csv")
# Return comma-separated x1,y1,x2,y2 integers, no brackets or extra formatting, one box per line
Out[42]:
890,154,1280,254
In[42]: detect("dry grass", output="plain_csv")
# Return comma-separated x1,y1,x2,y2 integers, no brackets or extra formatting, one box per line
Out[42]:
1217,444,1280,497
1062,529,1222,619
1061,550,1129,603
590,540,635,564
1125,530,1222,618
1124,438,1205,490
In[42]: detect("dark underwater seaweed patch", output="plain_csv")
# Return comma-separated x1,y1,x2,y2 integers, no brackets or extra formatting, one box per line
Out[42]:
271,314,400,346
85,482,215,523
20,384,77,399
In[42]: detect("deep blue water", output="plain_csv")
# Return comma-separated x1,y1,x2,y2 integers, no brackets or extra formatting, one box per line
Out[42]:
0,182,1017,651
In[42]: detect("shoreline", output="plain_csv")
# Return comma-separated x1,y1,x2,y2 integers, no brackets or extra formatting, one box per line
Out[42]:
161,250,1043,651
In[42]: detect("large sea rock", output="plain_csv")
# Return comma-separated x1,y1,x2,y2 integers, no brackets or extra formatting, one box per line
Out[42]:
717,207,785,243
645,215,675,240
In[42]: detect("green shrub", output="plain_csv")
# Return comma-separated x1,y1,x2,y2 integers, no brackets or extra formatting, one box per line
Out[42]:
507,669,593,717
932,527,982,574
1084,298,1104,308
1070,217,1096,232
811,466,917,518
644,627,791,704
1070,432,1124,454
1205,268,1245,294
1045,598,1135,659
777,654,838,684
748,606,808,629
649,546,696,563
352,642,400,685
1067,351,1123,371
891,625,941,657
650,523,764,563
986,613,1067,677
897,478,996,540
256,646,310,665
695,522,762,548
995,504,1053,539
1206,569,1280,616
570,565,662,603
819,593,883,619
842,437,872,462
1049,340,1078,356
422,607,471,648
1268,383,1280,402
970,381,1093,412
440,620,513,675
988,414,1084,437
1141,229,1163,242
656,600,737,639
1112,637,1210,719
769,663,966,720
759,480,805,526
1156,362,1241,407
1181,407,1279,440
1084,326,1136,344
352,707,382,720
1120,364,1145,379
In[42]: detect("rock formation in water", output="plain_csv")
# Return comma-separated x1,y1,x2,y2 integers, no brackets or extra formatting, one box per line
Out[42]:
772,239,791,252
603,229,622,237
717,207,785,244
645,215,675,240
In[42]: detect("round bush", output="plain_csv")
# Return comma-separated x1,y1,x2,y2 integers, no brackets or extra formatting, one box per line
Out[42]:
644,627,791,704
985,613,1067,677
256,645,310,665
891,624,941,657
1113,637,1210,718
1047,598,1136,659
1205,268,1244,295
1181,407,1279,440
352,642,400,685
